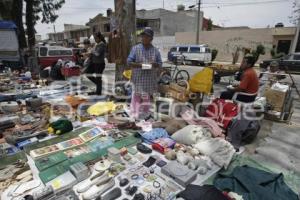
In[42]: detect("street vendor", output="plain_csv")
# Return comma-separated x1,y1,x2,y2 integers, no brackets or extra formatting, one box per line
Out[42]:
220,54,259,103
259,61,285,82
127,27,163,120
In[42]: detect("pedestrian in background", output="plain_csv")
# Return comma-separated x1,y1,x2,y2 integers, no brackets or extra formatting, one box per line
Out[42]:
86,32,106,95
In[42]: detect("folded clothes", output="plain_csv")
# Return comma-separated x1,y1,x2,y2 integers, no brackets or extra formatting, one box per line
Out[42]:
140,128,169,144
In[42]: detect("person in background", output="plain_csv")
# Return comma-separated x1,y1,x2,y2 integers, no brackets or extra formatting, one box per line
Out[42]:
220,54,259,103
85,32,106,95
127,27,163,120
80,39,92,69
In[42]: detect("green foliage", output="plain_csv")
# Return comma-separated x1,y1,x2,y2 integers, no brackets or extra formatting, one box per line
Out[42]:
211,49,218,61
251,44,265,63
25,0,65,50
28,0,65,25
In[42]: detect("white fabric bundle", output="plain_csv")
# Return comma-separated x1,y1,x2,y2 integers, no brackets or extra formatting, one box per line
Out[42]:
171,125,211,145
193,138,235,169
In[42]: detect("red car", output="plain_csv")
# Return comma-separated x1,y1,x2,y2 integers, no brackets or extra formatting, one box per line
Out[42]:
38,46,75,69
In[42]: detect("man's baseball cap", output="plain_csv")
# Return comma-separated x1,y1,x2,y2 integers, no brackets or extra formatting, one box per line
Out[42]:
141,27,154,38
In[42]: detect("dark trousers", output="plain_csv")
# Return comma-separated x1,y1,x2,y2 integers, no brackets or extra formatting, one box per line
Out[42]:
220,90,256,103
86,63,105,95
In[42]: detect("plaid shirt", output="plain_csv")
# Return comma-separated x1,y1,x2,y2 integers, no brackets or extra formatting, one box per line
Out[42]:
127,43,162,94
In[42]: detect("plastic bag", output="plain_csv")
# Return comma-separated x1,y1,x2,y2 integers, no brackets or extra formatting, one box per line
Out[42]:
189,67,213,94
123,70,132,80
87,101,116,116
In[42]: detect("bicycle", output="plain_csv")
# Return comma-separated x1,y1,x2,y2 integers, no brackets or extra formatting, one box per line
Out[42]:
162,55,190,83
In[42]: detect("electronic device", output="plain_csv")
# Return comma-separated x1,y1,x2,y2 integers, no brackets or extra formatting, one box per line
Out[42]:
156,160,167,168
161,161,197,187
136,143,152,154
143,156,156,168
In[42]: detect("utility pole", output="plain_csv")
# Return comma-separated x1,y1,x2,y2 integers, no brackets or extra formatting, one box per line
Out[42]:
196,0,201,44
53,24,56,34
163,0,164,9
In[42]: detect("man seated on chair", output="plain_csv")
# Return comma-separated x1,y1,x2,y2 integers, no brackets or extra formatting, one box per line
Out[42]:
220,54,259,103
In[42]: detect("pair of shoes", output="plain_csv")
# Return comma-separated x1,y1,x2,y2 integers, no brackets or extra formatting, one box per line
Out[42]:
82,177,115,200
76,171,107,193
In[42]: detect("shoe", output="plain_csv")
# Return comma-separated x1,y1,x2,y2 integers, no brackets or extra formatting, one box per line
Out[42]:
76,171,107,193
82,177,115,200
94,160,111,172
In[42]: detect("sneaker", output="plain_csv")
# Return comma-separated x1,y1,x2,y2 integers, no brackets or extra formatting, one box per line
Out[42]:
76,171,107,193
82,178,115,200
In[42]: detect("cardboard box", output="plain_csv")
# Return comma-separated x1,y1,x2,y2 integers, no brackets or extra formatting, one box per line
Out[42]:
264,88,286,112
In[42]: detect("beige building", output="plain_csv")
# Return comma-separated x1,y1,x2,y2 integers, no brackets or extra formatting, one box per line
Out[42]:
86,14,110,35
48,24,91,44
176,27,297,62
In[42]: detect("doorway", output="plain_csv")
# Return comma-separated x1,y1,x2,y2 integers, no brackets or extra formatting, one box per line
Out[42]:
277,40,291,54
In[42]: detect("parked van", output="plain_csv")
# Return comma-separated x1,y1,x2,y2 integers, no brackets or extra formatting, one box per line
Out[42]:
0,21,20,69
38,46,75,69
168,45,212,65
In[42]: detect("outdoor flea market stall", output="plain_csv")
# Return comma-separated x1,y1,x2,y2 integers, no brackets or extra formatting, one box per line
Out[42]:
0,65,299,200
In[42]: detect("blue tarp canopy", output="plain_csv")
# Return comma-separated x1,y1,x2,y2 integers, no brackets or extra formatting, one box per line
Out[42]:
0,20,17,30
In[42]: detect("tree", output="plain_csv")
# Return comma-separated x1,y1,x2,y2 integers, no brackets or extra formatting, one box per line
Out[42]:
12,0,27,49
0,0,12,20
207,18,213,31
251,44,265,63
25,0,65,52
114,0,136,82
232,46,241,65
290,0,300,25
0,0,27,49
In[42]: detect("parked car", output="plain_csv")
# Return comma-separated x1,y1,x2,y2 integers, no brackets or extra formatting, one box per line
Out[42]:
37,46,75,69
260,53,300,73
168,45,212,65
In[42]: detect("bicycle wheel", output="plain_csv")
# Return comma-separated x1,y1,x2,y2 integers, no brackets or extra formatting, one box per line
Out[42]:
175,70,190,83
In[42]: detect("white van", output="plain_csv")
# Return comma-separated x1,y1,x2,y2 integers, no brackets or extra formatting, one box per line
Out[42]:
168,45,212,65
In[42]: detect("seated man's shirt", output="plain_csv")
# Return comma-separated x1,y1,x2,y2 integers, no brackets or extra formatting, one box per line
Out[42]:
239,68,259,94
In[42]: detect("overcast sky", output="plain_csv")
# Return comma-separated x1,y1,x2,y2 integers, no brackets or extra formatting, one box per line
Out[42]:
35,0,296,39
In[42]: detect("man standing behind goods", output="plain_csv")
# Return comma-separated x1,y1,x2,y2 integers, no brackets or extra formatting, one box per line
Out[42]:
127,27,163,119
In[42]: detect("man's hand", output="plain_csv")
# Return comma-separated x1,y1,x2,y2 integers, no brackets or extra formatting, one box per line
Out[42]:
129,62,142,68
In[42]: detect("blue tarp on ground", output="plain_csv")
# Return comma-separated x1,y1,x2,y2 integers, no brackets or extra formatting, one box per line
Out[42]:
0,21,17,30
